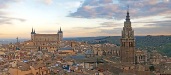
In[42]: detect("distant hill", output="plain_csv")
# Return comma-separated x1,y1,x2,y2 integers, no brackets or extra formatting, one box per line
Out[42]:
64,36,106,42
0,39,28,44
65,35,171,56
100,36,171,56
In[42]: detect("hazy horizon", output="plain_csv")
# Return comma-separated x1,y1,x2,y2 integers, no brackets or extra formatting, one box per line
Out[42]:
0,34,171,40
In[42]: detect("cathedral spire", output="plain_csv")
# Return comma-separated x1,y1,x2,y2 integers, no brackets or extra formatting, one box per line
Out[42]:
60,27,61,31
126,5,130,22
32,27,33,32
58,27,63,33
34,29,35,34
127,5,129,13
31,27,34,34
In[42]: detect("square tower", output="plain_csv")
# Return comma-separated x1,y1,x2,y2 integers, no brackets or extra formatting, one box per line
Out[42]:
120,8,135,64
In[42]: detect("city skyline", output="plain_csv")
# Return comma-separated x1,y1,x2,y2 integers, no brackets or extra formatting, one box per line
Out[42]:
0,0,171,38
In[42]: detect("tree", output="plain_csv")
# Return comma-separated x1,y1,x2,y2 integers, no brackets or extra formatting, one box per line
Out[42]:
149,65,155,71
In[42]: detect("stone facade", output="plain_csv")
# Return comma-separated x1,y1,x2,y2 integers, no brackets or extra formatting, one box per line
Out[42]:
135,50,148,64
92,44,119,56
29,27,63,51
149,50,162,64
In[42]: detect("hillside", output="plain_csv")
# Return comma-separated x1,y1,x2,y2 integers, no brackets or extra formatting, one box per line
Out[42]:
68,36,171,56
92,35,171,56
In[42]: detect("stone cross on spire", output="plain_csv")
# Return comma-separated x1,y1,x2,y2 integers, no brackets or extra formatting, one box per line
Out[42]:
127,5,129,12
126,5,130,22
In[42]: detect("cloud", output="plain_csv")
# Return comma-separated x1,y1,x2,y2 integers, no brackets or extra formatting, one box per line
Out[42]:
100,22,121,28
99,0,113,4
67,0,171,36
99,26,171,36
0,0,25,25
134,26,171,35
36,0,53,5
0,16,26,25
44,0,53,5
133,19,171,27
145,20,171,27
0,0,21,7
98,18,171,35
37,30,57,33
65,1,81,9
100,28,120,34
69,2,119,18
165,15,171,18
74,27,99,30
0,0,26,25
69,0,171,19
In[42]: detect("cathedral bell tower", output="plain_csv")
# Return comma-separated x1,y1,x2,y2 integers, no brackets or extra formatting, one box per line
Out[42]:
120,6,135,64
31,27,36,41
57,27,63,41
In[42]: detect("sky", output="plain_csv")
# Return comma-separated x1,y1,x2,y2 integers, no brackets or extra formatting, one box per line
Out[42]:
0,0,171,39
